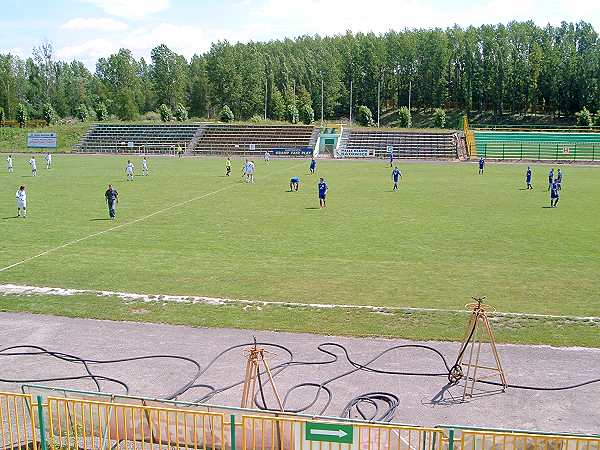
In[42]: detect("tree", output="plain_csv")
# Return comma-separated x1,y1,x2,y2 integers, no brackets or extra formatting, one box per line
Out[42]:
357,105,374,126
596,110,600,126
76,104,89,122
300,104,314,124
174,103,188,121
433,108,446,128
0,106,4,122
286,103,299,124
95,101,108,121
576,107,593,127
151,44,188,108
159,103,173,122
397,106,412,128
270,87,286,120
42,102,57,125
16,103,27,127
219,104,234,122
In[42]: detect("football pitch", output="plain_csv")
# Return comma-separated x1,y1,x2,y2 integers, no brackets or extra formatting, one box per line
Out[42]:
1,155,599,346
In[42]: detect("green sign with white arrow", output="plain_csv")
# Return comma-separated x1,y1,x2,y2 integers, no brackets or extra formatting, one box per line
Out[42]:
305,422,354,444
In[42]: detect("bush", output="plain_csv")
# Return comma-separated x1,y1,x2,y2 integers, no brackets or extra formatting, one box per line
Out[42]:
357,105,374,126
397,106,412,128
596,110,600,127
219,105,234,123
141,111,161,121
576,107,593,128
94,102,108,121
286,104,299,124
433,108,446,128
299,104,314,125
42,103,57,125
159,104,173,122
16,103,27,128
76,104,89,122
174,103,188,122
249,114,264,123
0,106,4,122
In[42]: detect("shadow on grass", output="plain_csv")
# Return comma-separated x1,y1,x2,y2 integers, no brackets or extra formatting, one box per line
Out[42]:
1,216,19,220
90,218,111,221
305,207,320,210
541,206,555,209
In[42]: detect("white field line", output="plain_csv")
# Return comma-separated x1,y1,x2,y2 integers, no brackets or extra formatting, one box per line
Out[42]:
0,161,304,274
1,283,599,323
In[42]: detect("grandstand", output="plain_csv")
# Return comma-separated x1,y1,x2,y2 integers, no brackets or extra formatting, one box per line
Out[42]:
473,130,600,161
337,128,458,158
192,124,318,156
76,124,201,153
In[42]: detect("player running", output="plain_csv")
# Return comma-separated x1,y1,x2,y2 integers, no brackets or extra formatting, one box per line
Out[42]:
142,157,149,176
45,153,52,169
28,157,37,176
526,166,533,190
547,168,554,191
16,185,26,218
289,176,300,191
125,160,135,181
105,184,119,219
556,168,563,190
247,160,255,183
392,166,402,191
478,157,485,174
226,157,232,176
389,151,394,168
309,157,317,174
550,180,559,208
7,155,13,174
318,177,328,208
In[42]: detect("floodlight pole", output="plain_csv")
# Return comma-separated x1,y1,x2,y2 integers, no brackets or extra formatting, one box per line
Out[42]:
377,79,381,127
264,78,268,120
408,79,412,112
349,79,353,124
321,71,324,127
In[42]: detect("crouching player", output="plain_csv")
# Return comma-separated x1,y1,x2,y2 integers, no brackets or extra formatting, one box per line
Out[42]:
290,177,300,191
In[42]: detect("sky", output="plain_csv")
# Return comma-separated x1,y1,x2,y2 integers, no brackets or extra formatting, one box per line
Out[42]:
1,0,599,69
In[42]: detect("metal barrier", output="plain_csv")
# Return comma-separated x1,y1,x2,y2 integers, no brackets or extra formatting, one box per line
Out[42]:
45,396,226,450
460,430,600,450
0,390,598,450
0,392,37,450
240,414,444,450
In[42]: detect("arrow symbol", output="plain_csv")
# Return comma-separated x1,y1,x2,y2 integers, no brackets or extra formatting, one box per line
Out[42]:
311,429,347,438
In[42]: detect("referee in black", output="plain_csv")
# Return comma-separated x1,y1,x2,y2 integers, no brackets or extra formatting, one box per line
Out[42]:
105,184,119,219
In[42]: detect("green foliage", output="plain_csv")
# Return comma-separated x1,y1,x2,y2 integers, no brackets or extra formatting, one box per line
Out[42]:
94,102,108,121
116,90,138,121
174,103,188,121
300,104,314,125
16,103,27,127
356,105,374,126
151,44,188,108
76,104,89,122
397,106,412,128
249,114,264,123
576,107,593,127
0,106,4,122
159,104,173,122
42,103,58,125
270,87,286,120
219,104,234,122
286,103,299,124
433,108,446,128
596,111,600,126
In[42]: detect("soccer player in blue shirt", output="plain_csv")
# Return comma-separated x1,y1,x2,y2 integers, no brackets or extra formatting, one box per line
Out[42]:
392,166,402,191
550,181,559,207
556,168,563,190
526,166,533,190
309,158,316,174
478,158,485,174
105,184,119,219
547,168,554,191
290,176,300,191
318,177,328,208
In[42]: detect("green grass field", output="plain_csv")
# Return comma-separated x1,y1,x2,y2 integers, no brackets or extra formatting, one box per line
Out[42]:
1,156,599,346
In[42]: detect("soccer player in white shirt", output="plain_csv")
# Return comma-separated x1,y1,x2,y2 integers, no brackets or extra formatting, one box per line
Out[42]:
125,160,135,181
247,160,255,183
45,153,52,169
28,157,37,176
142,157,148,176
16,185,26,218
264,151,270,164
7,155,13,173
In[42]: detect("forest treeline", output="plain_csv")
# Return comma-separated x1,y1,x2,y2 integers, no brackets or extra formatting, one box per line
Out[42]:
1,21,599,124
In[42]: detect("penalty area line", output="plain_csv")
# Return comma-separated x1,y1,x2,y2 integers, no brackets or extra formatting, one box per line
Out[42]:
0,161,304,274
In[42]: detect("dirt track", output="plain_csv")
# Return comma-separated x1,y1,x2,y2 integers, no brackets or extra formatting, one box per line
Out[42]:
0,312,598,434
